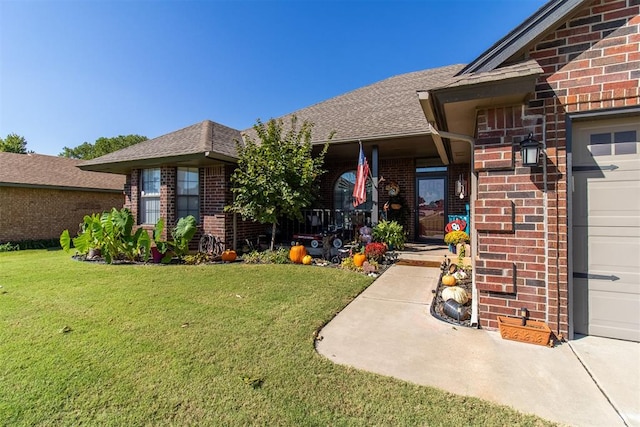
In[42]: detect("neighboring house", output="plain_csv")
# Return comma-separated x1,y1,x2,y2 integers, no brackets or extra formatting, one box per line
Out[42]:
81,0,639,343
0,152,125,243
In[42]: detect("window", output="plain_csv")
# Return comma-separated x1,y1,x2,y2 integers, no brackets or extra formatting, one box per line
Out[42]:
589,130,637,156
333,170,372,211
177,167,199,220
140,168,160,224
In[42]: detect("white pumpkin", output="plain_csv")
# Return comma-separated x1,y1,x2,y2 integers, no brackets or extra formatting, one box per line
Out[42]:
441,286,469,304
453,270,468,280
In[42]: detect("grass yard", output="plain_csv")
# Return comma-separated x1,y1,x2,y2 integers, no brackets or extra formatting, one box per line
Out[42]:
0,250,553,426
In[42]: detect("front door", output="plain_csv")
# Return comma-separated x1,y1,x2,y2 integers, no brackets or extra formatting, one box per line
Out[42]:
416,175,446,241
572,116,640,342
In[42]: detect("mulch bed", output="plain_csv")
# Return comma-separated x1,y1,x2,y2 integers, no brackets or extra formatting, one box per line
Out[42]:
430,273,474,327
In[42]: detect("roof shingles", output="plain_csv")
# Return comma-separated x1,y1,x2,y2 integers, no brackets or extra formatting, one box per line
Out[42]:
80,120,241,167
82,64,464,170
248,64,465,143
0,152,125,191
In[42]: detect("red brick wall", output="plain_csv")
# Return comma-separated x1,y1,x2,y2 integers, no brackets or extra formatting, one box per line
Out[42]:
0,186,123,242
125,165,263,251
474,0,639,337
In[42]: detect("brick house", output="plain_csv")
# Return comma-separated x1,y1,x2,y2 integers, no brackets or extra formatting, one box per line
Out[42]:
419,0,639,341
81,0,639,342
0,152,125,243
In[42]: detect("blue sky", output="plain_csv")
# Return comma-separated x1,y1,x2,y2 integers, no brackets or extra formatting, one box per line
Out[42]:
1,0,547,156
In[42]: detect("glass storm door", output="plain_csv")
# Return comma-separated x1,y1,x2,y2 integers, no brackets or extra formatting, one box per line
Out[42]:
416,176,446,241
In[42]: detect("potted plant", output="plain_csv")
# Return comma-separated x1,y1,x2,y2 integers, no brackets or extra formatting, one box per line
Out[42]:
444,230,469,255
152,216,198,263
372,220,406,250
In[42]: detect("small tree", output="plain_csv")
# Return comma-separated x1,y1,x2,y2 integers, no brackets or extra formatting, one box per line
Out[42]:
0,133,29,154
226,116,333,250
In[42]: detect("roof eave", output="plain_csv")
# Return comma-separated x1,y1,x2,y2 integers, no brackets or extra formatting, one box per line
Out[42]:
0,182,123,193
431,73,541,104
459,0,590,75
79,152,237,174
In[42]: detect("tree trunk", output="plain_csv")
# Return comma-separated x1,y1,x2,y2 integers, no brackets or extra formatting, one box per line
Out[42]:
270,222,277,251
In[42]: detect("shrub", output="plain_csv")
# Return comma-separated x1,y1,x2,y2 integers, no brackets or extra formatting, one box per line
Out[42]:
0,242,20,252
242,248,290,264
340,256,361,272
60,208,151,264
372,220,405,250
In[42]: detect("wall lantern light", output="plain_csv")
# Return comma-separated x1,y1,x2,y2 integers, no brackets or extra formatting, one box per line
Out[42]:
520,133,541,167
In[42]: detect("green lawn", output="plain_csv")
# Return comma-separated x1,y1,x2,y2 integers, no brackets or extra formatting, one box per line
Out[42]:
0,250,553,426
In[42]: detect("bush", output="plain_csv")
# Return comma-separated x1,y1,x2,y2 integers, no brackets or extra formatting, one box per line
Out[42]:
0,242,20,252
0,239,60,251
372,220,405,250
242,248,290,264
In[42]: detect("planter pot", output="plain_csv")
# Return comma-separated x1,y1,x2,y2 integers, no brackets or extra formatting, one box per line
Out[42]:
151,246,163,263
497,316,553,347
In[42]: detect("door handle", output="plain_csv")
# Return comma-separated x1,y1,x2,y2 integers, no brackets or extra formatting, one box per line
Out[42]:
573,272,620,281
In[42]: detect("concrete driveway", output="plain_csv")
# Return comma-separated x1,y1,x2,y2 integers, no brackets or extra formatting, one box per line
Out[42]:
316,264,640,426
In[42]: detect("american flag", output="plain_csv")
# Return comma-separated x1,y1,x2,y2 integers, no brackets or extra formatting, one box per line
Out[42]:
352,143,369,207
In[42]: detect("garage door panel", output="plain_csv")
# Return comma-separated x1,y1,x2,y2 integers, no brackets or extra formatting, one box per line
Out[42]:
572,116,640,342
589,290,640,341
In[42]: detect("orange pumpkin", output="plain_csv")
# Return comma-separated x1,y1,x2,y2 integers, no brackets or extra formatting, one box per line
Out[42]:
289,244,307,264
221,249,237,262
442,274,457,286
353,252,367,267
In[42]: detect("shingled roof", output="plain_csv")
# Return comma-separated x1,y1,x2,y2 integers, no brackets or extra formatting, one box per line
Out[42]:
81,64,464,171
80,120,241,172
0,152,125,192
247,63,465,144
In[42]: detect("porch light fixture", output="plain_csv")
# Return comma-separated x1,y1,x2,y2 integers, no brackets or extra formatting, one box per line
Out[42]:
520,133,541,167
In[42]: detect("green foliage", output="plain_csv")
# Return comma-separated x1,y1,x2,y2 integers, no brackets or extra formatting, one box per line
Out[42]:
0,133,29,154
226,116,334,250
59,134,147,160
171,216,197,257
242,248,291,264
372,220,406,250
1,239,59,250
60,208,150,263
0,242,20,252
340,256,361,272
182,252,211,265
152,216,197,262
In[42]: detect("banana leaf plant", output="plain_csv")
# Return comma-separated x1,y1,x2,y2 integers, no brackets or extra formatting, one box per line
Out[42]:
152,215,197,263
60,208,150,264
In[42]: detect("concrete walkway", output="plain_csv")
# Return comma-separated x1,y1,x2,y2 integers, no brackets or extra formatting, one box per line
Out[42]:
316,264,640,426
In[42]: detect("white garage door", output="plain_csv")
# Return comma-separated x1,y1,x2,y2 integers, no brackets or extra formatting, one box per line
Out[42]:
572,116,640,342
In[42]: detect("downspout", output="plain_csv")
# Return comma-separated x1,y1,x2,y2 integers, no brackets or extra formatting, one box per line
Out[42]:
542,115,549,326
428,125,479,327
524,109,550,325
